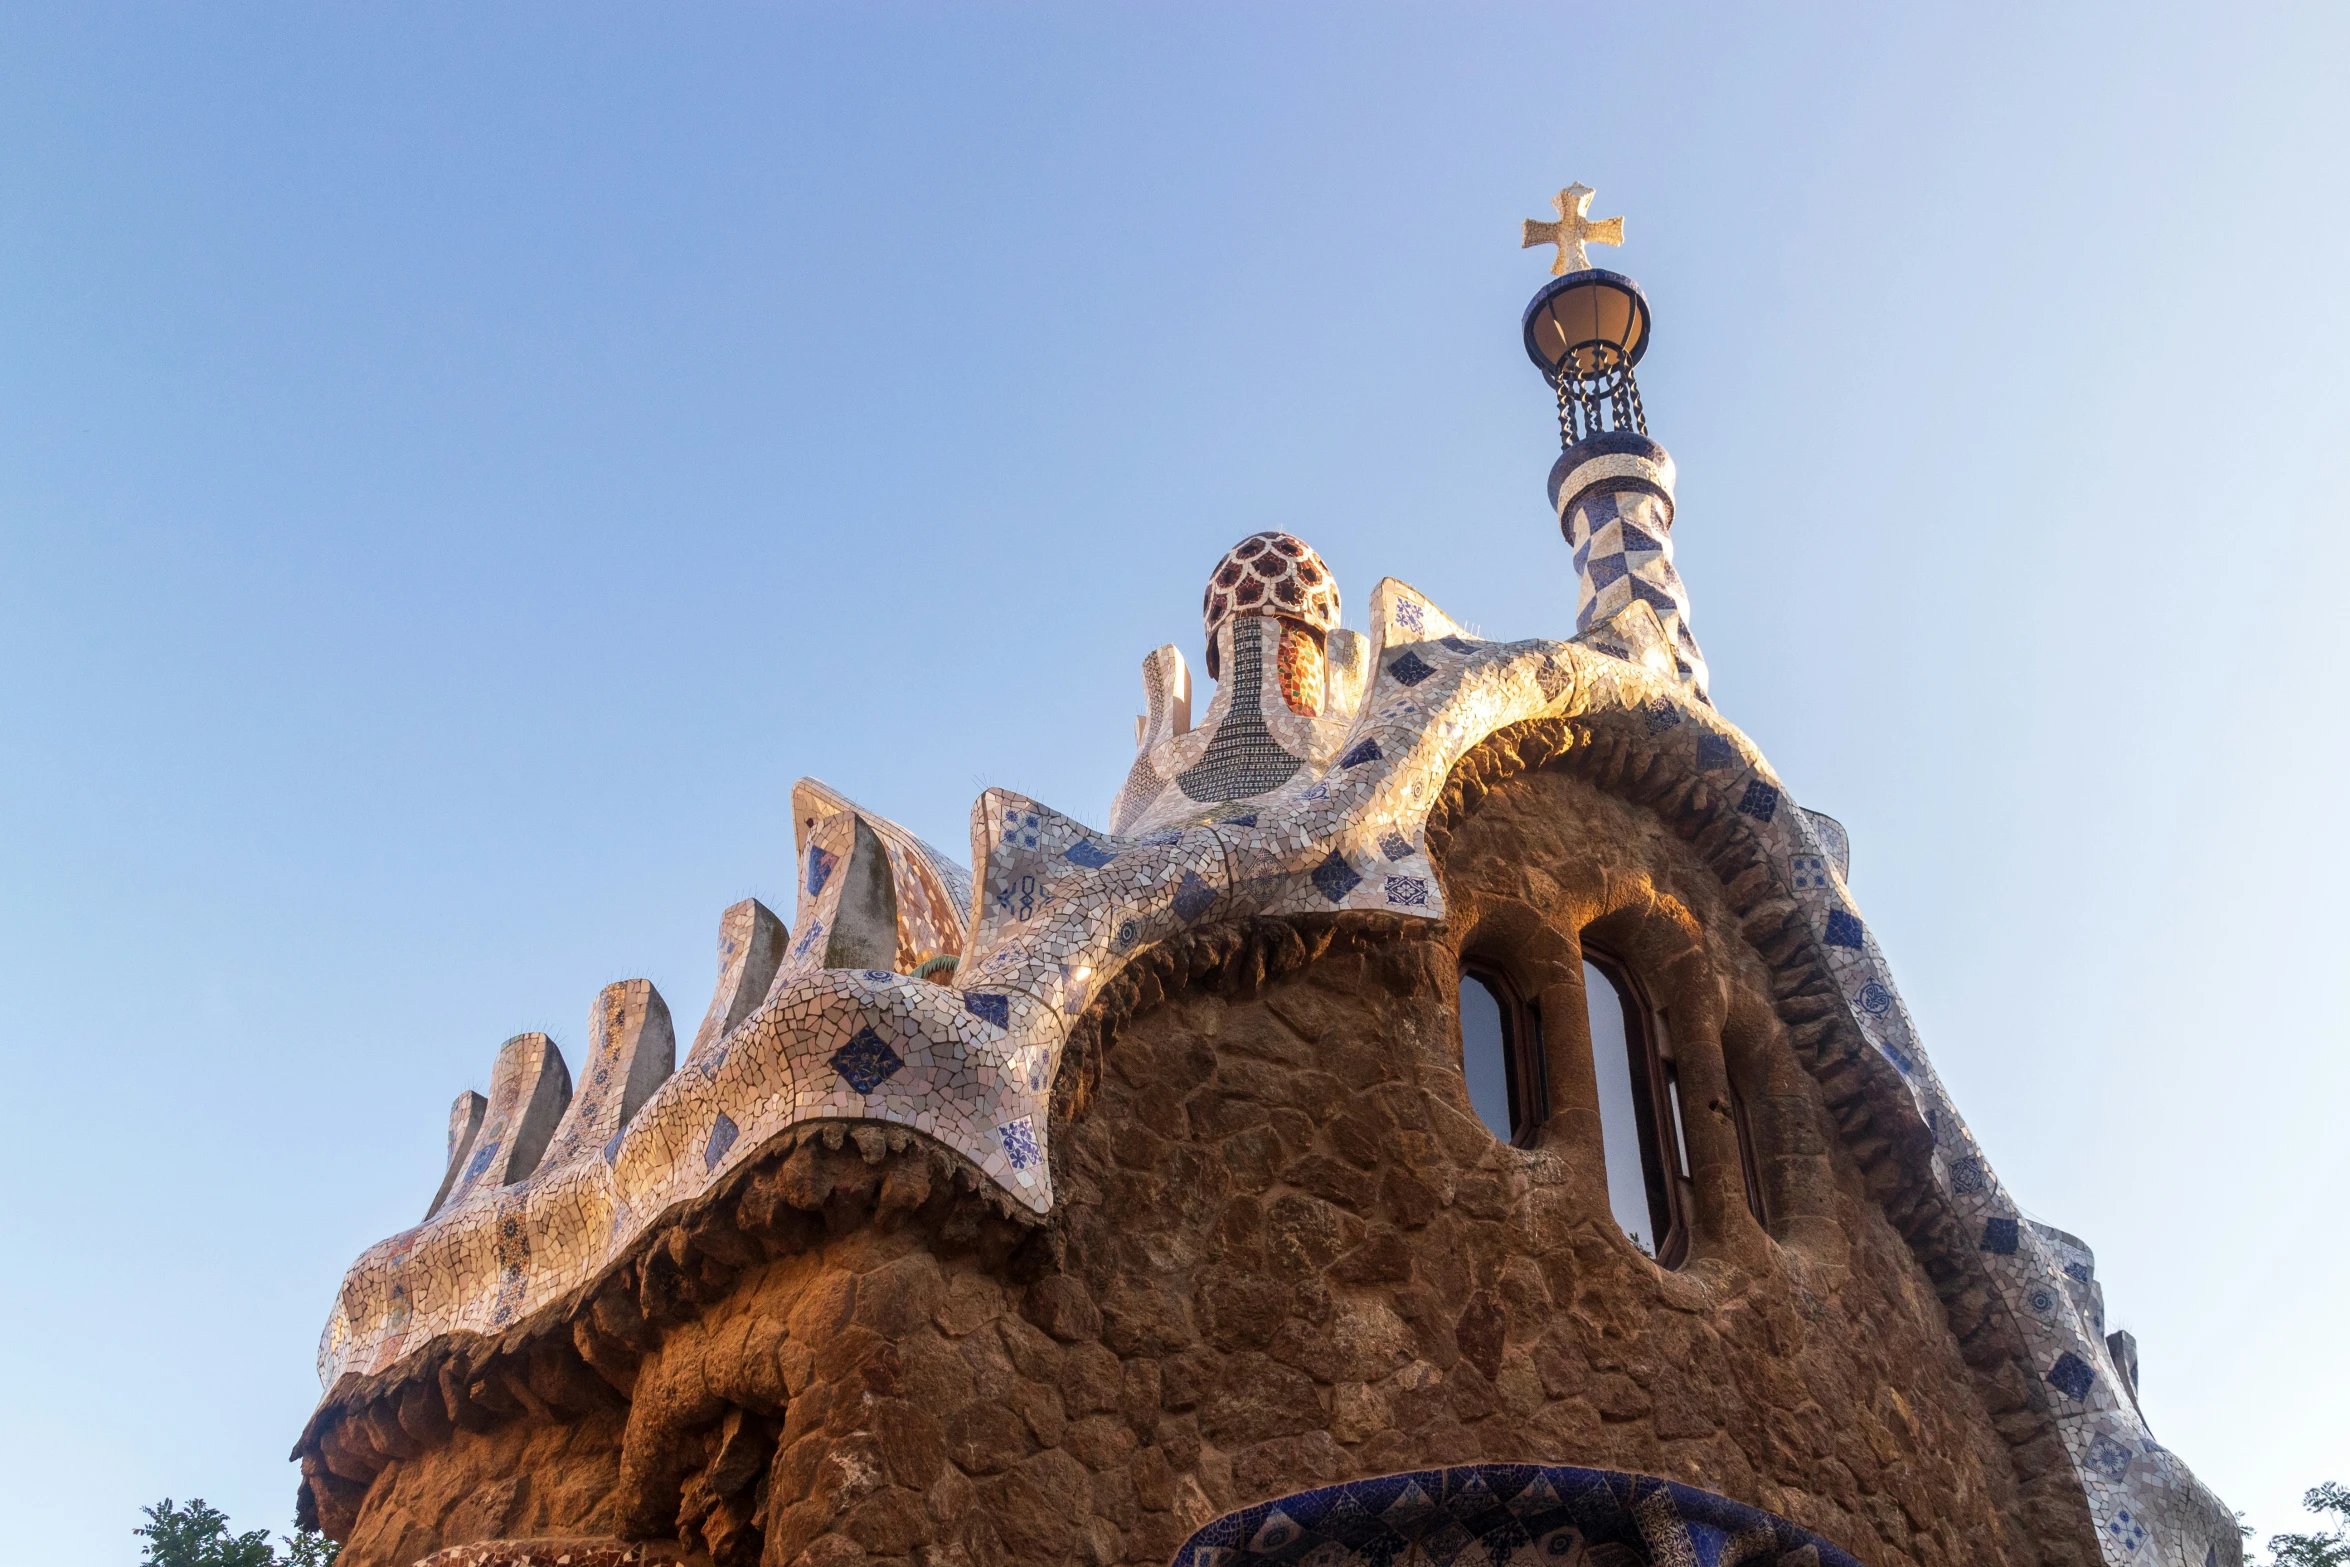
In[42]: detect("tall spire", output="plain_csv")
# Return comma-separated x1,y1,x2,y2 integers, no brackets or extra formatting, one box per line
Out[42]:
1519,183,1710,704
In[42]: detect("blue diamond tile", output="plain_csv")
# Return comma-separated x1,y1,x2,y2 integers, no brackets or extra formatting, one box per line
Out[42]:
806,844,837,897
1341,737,1384,768
830,1026,904,1094
1696,732,1735,770
1644,698,1684,735
1380,831,1414,861
1822,909,1866,948
1065,839,1117,869
1172,870,1217,922
1738,779,1781,822
1980,1216,2019,1254
2048,1351,2096,1400
1388,651,1437,687
964,992,1010,1028
1312,851,1363,903
1857,980,1894,1015
1950,1155,1987,1194
1439,635,1477,654
703,1112,738,1171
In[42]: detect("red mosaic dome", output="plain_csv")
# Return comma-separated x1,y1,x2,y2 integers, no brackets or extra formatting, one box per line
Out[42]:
1201,532,1340,679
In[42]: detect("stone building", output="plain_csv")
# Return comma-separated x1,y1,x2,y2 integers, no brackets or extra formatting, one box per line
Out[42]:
293,190,2239,1567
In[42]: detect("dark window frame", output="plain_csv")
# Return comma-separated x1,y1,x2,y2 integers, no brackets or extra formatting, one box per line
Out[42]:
1457,960,1548,1148
1726,1080,1769,1228
1582,948,1692,1268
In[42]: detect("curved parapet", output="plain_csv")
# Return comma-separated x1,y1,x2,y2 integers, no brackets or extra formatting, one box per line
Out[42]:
785,778,972,981
539,980,675,1169
686,898,787,1066
421,1091,487,1222
425,1033,570,1219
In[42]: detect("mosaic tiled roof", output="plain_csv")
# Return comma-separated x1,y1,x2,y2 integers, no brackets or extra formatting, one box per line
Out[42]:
317,553,2237,1567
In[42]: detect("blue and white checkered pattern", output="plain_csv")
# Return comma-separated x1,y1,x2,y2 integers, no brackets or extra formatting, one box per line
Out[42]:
1566,487,1711,701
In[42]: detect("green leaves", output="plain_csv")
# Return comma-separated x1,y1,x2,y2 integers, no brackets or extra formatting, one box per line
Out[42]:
134,1500,337,1567
2266,1483,2350,1567
277,1529,342,1567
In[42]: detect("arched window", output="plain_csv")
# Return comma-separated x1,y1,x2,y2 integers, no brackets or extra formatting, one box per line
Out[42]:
1458,964,1545,1147
1583,954,1691,1264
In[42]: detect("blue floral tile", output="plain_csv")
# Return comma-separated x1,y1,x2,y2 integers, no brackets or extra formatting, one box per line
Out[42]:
2049,1352,2097,1401
829,1027,905,1094
1312,851,1364,903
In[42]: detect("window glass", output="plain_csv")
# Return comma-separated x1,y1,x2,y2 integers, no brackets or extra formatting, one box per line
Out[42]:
1586,959,1660,1256
1459,971,1515,1143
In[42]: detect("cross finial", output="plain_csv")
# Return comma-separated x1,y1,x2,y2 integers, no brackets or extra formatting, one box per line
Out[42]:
1521,182,1624,276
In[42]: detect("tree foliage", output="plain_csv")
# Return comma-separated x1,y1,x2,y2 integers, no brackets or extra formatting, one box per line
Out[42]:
135,1499,337,1567
2268,1483,2350,1567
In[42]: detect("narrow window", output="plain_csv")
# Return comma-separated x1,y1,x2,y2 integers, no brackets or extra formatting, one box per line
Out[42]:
1583,955,1690,1263
1458,964,1544,1146
1727,1081,1769,1226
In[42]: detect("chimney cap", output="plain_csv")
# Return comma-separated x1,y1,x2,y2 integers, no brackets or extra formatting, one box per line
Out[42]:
1523,268,1651,379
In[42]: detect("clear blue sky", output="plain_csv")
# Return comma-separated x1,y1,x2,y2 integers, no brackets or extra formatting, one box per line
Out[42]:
4,5,2344,1560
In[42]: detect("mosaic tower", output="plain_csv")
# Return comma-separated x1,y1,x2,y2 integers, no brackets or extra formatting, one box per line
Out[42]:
293,187,2240,1567
1521,191,1708,703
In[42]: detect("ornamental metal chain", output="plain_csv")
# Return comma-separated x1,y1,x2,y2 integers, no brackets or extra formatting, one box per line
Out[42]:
1551,356,1650,446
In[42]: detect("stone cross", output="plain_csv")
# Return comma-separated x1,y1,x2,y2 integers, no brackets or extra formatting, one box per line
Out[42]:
1522,182,1624,275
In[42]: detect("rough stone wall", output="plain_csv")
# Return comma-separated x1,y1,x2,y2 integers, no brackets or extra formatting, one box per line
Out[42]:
340,1411,631,1566
319,763,2089,1567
